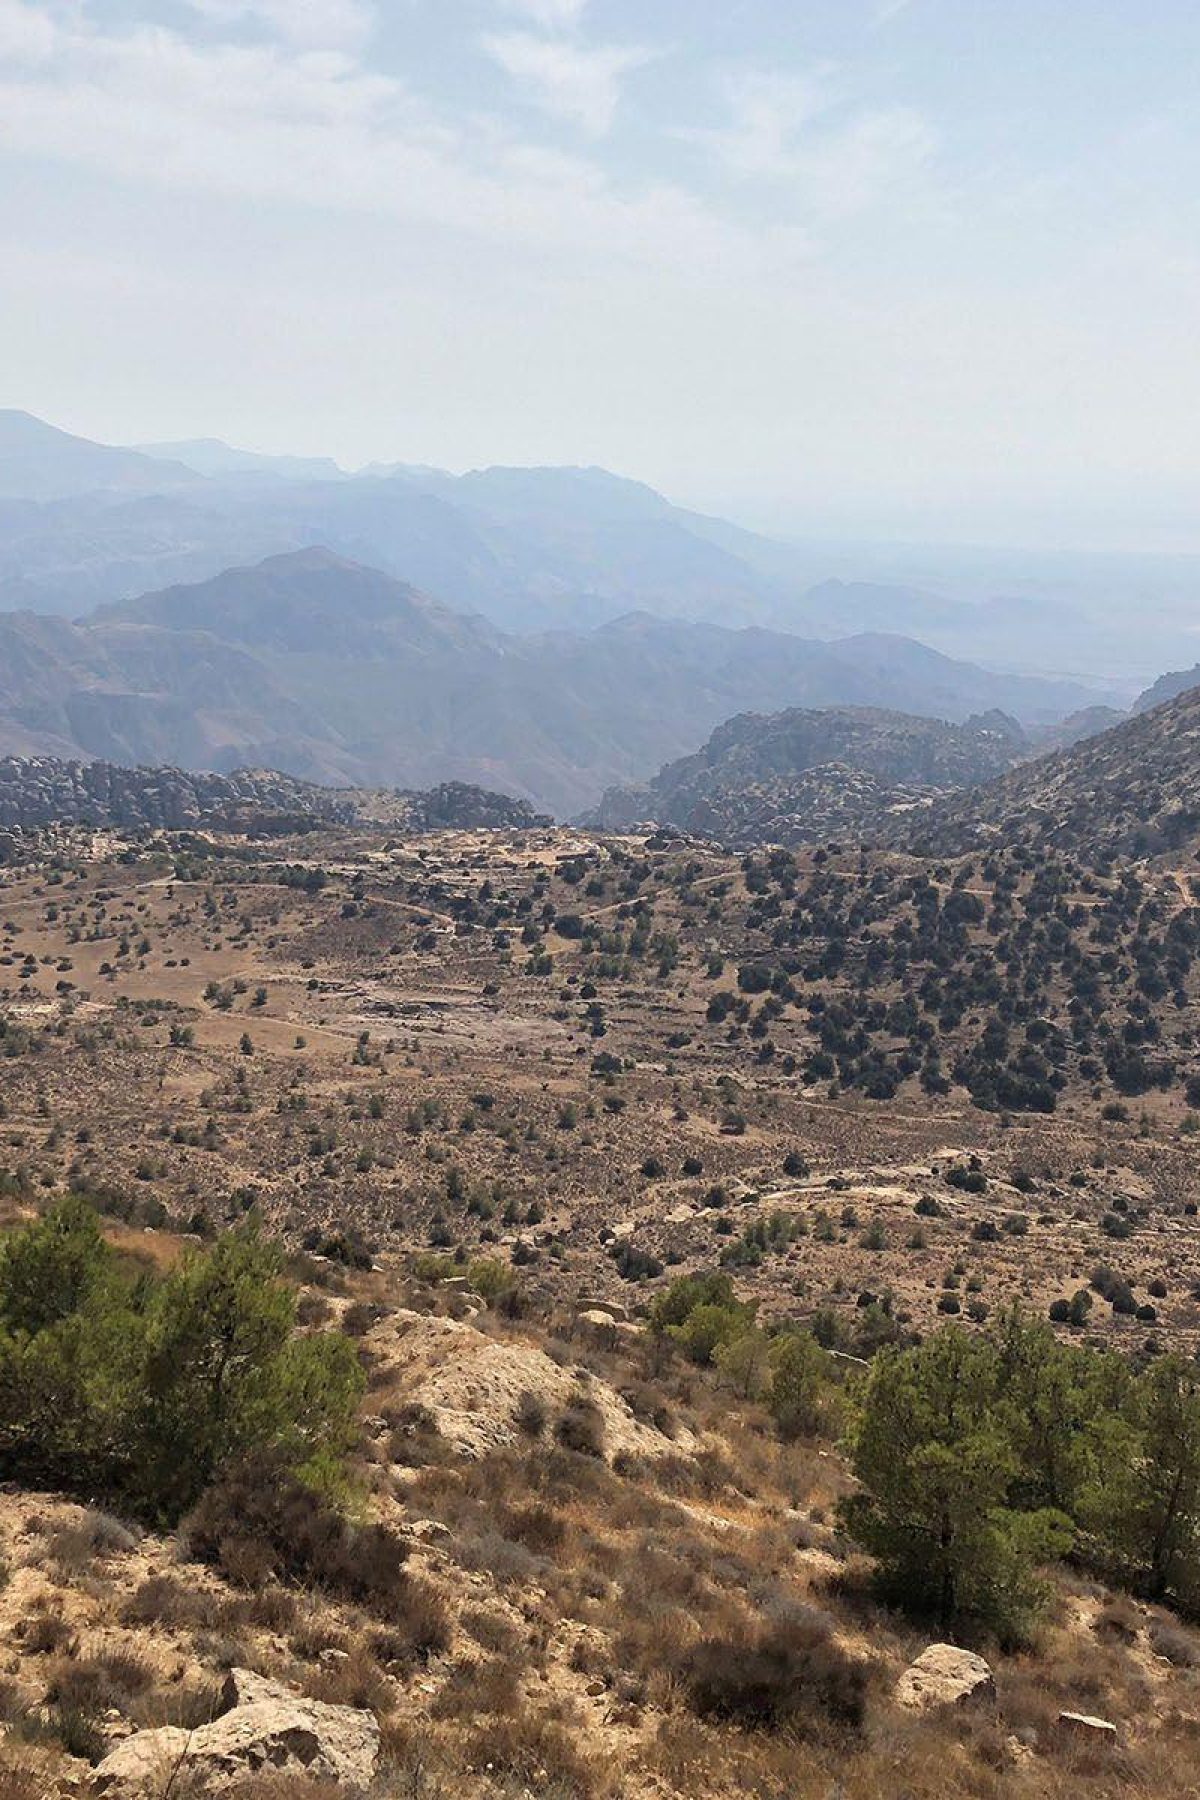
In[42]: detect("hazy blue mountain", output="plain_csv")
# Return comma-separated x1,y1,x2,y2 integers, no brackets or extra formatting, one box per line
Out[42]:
0,410,201,502
135,438,346,482
0,549,1101,816
0,414,1179,694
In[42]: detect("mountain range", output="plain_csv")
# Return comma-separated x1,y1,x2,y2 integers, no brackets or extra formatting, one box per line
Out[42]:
0,411,1187,689
0,547,1104,817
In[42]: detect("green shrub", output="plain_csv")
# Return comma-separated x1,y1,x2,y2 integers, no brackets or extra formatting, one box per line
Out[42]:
0,1199,363,1523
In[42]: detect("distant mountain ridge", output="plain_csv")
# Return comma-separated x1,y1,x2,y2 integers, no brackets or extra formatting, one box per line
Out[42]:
0,412,1164,690
0,411,201,502
0,549,1101,816
584,706,1026,846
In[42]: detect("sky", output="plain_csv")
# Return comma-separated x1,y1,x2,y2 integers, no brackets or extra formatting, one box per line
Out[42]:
1,0,1198,550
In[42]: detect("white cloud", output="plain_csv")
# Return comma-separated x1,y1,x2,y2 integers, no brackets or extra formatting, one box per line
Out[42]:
794,106,937,220
481,30,653,136
686,70,833,178
691,68,936,219
0,0,776,280
187,0,374,50
501,0,589,27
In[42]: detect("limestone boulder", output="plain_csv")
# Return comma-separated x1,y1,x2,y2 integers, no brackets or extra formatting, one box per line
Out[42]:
895,1643,996,1711
90,1669,379,1796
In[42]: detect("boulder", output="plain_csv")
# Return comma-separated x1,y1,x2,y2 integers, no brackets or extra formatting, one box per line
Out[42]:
88,1727,192,1795
90,1670,379,1796
895,1643,996,1711
1058,1710,1118,1742
577,1299,629,1323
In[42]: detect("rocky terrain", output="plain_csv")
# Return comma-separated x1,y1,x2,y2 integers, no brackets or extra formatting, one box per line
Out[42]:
0,684,1195,1796
883,680,1200,858
584,706,1025,845
0,759,546,859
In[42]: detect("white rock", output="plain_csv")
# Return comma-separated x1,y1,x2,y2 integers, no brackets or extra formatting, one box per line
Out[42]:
895,1643,996,1711
90,1670,379,1796
1058,1710,1118,1741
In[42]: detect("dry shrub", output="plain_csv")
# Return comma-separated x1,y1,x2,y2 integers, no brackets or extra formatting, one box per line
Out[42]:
221,1783,346,1799
1093,1597,1142,1644
16,1610,75,1656
289,1617,349,1660
460,1607,521,1656
46,1648,156,1714
301,1649,393,1713
384,1401,451,1470
129,1678,225,1731
121,1572,222,1630
454,1522,545,1587
463,1703,601,1798
364,1580,451,1668
515,1388,548,1438
430,1657,520,1721
501,1502,569,1557
46,1510,136,1574
0,1766,42,1800
681,1609,868,1735
184,1452,414,1621
244,1584,298,1630
555,1404,606,1460
633,1447,735,1502
618,1382,676,1436
340,1300,378,1337
1149,1613,1200,1667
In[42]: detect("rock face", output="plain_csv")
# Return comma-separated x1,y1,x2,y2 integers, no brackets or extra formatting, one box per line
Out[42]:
895,1643,996,1711
89,1668,380,1796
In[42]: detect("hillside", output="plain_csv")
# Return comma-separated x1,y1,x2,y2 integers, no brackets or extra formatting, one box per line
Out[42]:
883,681,1200,857
584,706,1023,845
0,756,545,853
1134,663,1200,713
0,795,1198,1795
0,551,1097,816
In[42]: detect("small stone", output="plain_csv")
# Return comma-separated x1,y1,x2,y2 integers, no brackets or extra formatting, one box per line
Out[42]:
1058,1711,1118,1741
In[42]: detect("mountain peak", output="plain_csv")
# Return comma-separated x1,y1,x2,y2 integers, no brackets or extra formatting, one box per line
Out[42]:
0,410,201,501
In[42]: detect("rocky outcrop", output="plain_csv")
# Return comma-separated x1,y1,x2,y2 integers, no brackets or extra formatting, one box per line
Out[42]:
895,1643,996,1710
584,706,1024,848
89,1667,379,1796
0,757,548,838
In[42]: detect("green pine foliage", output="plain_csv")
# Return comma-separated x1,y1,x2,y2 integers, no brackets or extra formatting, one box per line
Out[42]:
0,1196,363,1522
842,1309,1200,1641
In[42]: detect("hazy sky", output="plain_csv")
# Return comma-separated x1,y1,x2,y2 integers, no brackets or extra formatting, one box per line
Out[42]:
2,0,1198,548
